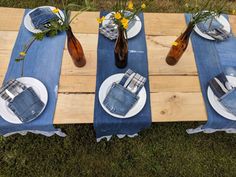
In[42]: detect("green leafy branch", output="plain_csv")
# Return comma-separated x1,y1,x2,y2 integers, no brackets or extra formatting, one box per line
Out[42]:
16,0,91,63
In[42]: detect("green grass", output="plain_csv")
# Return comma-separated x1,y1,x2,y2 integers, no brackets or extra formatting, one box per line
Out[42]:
1,123,236,177
1,0,236,177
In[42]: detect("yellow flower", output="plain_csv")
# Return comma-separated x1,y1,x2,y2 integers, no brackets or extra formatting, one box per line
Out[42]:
172,42,178,46
52,8,59,14
128,1,134,10
232,9,236,15
97,16,105,24
141,3,146,9
123,23,129,30
19,52,26,56
121,18,129,29
114,12,122,20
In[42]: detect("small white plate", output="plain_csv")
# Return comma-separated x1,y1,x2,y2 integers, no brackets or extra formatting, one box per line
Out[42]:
194,14,231,40
99,73,147,119
24,6,65,34
102,12,142,39
0,77,48,124
207,75,236,120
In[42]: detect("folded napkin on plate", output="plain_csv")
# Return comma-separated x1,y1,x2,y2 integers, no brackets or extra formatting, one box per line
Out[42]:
209,73,233,98
99,12,136,40
99,22,118,40
103,69,146,116
208,73,236,116
197,17,231,40
0,80,45,123
29,7,60,31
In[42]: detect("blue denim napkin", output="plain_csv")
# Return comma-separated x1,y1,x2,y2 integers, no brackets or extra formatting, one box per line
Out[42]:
220,89,236,116
208,73,233,98
103,83,139,116
208,72,236,116
197,16,230,40
0,9,66,137
94,11,152,141
8,87,45,123
197,17,223,33
103,69,146,116
29,7,59,30
185,14,236,134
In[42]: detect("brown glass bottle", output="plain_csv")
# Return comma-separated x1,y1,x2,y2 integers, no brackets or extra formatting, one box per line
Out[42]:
166,23,195,66
66,26,86,67
114,27,128,68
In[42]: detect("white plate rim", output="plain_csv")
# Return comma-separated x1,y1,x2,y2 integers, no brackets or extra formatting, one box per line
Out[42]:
98,73,147,119
0,77,48,124
194,14,231,40
102,12,142,39
207,75,236,120
24,6,65,34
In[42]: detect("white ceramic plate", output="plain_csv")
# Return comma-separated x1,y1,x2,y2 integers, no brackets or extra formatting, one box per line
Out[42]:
102,12,142,39
207,75,236,120
99,73,147,119
0,77,48,124
194,14,231,40
24,6,65,34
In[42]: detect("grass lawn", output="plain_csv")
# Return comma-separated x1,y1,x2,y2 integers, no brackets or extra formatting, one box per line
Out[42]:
1,0,236,177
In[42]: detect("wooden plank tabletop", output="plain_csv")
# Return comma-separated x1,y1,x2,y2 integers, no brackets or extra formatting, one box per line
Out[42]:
0,7,235,124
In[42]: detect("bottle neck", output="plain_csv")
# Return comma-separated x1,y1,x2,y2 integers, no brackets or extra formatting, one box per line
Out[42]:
181,23,195,40
117,27,127,42
66,26,74,38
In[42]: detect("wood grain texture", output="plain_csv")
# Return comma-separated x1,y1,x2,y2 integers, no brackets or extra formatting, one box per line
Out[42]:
229,15,236,34
151,92,207,122
0,7,23,31
54,92,207,124
58,75,201,93
0,50,11,77
54,94,95,124
0,77,3,85
144,13,187,36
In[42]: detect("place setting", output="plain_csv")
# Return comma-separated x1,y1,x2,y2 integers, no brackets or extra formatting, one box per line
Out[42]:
94,1,151,141
99,69,147,119
0,78,48,124
24,6,65,34
0,6,63,125
207,73,236,121
99,11,142,40
194,14,231,41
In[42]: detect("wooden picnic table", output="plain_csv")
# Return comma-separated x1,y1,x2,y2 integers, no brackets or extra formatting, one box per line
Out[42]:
0,7,236,124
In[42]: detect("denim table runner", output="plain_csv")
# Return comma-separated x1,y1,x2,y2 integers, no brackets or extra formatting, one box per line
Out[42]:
94,12,152,140
0,9,66,137
185,14,236,133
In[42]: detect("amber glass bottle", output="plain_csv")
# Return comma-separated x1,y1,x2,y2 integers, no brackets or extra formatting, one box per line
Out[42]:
66,26,86,67
166,23,195,65
114,27,128,68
